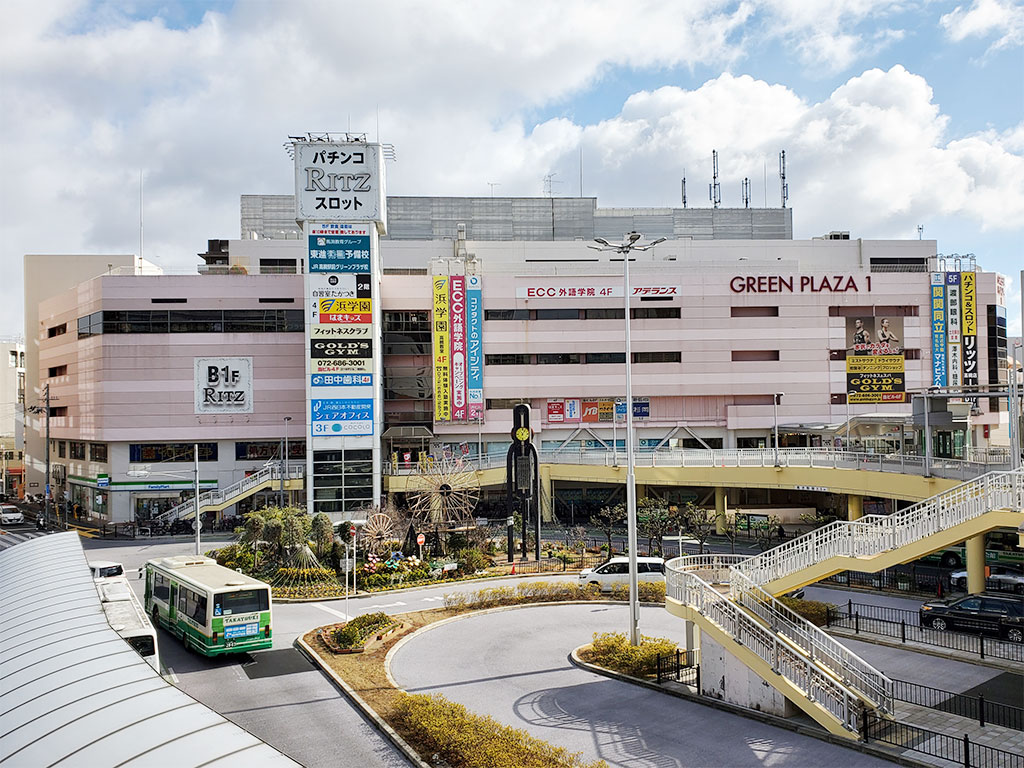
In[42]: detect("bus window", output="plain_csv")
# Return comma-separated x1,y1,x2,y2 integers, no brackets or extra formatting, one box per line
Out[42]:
153,573,170,602
215,589,270,616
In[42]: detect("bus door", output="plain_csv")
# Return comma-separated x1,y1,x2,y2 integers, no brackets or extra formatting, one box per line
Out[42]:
169,584,178,623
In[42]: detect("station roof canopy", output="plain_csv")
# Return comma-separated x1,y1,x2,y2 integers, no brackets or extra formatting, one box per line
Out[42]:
0,532,298,768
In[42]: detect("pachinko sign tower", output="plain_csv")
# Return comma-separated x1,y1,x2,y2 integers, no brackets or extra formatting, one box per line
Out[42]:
293,135,387,522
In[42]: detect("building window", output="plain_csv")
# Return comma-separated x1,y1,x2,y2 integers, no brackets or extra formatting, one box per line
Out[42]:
904,349,921,360
586,352,627,364
584,308,625,320
731,306,779,318
50,406,68,417
69,441,86,460
535,309,580,320
384,367,433,400
90,443,108,463
48,364,68,377
484,309,529,321
258,297,295,304
631,307,681,319
8,351,16,367
151,298,187,304
58,441,66,458
77,312,104,338
632,351,681,363
731,350,780,361
485,354,531,366
259,258,298,274
47,323,67,338
311,449,373,515
129,443,218,463
486,398,530,410
81,309,305,335
234,441,305,461
536,353,580,364
384,311,431,332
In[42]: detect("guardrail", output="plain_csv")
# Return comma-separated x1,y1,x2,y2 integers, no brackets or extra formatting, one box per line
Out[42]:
863,711,1024,768
155,463,305,522
387,447,1006,481
666,555,883,731
892,678,1024,732
736,468,1024,588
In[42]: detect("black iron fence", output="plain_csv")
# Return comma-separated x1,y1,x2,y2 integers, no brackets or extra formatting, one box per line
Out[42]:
826,601,1024,663
656,650,699,688
892,678,1024,732
863,711,1023,768
824,566,950,598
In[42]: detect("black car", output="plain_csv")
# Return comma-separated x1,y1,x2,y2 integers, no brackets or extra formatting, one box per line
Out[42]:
919,593,1024,643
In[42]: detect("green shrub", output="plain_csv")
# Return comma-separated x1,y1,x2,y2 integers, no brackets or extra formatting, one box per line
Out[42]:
588,632,678,678
274,566,336,582
392,693,606,768
455,548,487,573
332,611,395,649
777,596,835,627
210,543,255,573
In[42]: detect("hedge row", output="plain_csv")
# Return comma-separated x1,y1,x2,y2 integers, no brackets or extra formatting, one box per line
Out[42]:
442,580,666,610
333,611,395,649
392,693,606,768
587,632,678,678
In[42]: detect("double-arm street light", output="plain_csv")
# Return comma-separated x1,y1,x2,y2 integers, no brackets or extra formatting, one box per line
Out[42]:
773,392,784,466
588,231,665,646
279,416,293,509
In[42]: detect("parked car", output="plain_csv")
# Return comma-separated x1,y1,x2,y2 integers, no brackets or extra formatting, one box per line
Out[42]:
919,593,1024,643
0,505,25,525
578,556,665,592
88,560,125,580
951,565,1024,594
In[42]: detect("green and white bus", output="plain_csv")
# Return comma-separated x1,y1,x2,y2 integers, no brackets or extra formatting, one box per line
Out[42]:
144,555,273,656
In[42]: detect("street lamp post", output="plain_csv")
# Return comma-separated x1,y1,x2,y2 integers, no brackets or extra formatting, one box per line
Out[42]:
846,391,856,451
280,416,292,509
773,392,784,466
589,232,665,646
28,384,53,528
193,443,200,555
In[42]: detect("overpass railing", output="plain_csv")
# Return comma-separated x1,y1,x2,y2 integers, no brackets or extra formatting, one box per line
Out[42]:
154,463,305,522
387,447,1005,481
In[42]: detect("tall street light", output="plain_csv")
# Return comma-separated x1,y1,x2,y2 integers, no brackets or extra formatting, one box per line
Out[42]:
846,390,856,450
773,392,784,466
280,416,292,509
589,231,665,646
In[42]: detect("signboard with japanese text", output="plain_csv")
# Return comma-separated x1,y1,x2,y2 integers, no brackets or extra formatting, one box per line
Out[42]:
311,357,373,374
547,399,565,422
961,271,978,402
294,142,386,227
432,276,451,421
930,273,947,387
450,276,468,421
311,324,372,339
946,272,962,390
309,272,370,299
194,357,253,414
466,276,484,419
845,315,905,404
311,373,373,387
310,339,372,360
582,399,599,422
310,398,373,436
516,284,681,299
307,224,372,272
598,400,614,421
553,397,650,422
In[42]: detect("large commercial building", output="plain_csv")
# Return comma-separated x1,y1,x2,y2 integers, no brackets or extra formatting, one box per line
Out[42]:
22,195,1011,524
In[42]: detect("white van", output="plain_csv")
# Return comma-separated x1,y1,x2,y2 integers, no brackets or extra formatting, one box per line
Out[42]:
578,556,665,592
88,560,125,580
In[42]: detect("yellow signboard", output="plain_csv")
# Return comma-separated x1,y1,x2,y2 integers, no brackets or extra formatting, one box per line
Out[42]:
961,271,976,336
846,354,905,403
318,298,372,314
432,277,451,421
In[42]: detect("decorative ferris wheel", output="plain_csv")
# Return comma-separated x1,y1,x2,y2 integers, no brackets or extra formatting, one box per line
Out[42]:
406,456,480,530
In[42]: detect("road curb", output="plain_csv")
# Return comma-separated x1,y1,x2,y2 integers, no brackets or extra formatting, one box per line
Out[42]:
567,646,938,768
293,635,429,768
826,626,1022,673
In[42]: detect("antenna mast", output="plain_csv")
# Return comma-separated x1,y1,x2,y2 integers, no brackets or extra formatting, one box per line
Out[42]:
543,172,561,197
681,169,687,208
779,150,789,208
741,177,751,209
709,150,721,209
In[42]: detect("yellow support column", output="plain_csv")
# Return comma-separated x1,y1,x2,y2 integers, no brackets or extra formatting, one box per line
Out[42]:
966,534,986,594
715,486,727,535
540,464,554,523
847,494,863,521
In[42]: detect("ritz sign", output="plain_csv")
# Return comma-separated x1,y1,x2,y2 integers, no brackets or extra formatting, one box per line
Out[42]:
293,141,386,226
194,357,253,414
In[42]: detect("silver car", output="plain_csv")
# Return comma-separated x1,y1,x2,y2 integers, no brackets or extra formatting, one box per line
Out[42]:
951,565,1024,594
1,505,25,525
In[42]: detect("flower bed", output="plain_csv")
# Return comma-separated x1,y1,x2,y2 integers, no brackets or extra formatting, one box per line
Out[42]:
579,632,678,678
319,611,400,654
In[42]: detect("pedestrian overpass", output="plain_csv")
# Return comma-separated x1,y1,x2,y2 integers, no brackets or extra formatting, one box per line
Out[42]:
664,468,1024,738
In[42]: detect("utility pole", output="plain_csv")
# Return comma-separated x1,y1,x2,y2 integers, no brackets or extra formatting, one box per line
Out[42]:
28,384,53,527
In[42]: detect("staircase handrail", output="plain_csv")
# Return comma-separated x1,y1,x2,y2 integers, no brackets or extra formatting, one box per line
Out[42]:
666,559,866,732
735,468,1023,587
154,463,305,522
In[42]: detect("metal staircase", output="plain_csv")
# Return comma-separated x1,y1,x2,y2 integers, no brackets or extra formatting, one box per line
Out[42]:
154,464,304,522
666,467,1024,738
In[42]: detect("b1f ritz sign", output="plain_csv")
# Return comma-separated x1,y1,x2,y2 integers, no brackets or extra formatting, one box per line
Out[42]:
195,358,253,414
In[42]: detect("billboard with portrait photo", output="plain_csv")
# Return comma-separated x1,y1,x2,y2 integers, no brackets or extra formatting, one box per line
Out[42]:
845,316,904,356
845,316,906,404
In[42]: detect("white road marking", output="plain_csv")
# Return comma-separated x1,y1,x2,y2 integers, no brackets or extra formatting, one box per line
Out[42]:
165,667,179,684
312,602,351,621
373,601,407,609
421,596,444,602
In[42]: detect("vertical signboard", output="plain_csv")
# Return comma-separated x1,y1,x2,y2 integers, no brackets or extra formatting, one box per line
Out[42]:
547,399,565,423
449,276,468,421
946,272,962,392
466,276,484,420
961,270,978,404
846,316,906,403
564,398,581,423
432,276,451,421
930,273,947,387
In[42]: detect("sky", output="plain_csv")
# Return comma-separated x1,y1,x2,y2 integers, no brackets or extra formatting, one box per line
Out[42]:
1,0,1022,338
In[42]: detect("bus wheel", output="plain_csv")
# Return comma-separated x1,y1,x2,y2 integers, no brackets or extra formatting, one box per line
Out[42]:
181,631,191,653
940,552,961,569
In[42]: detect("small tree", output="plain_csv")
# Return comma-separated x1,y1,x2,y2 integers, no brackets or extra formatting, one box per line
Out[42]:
753,514,784,552
683,502,718,555
637,498,675,556
311,512,334,559
592,503,626,560
721,512,742,554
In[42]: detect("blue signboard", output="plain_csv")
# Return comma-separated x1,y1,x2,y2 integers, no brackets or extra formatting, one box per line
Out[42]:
633,399,650,419
311,373,372,387
308,234,371,272
311,398,373,436
930,273,947,386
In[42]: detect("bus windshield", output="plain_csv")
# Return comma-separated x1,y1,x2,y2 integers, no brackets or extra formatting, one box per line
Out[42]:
214,589,269,616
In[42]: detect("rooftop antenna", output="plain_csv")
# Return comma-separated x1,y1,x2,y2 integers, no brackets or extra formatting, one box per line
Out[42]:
741,177,751,209
138,169,144,268
543,172,561,197
681,169,687,208
487,182,501,198
779,150,789,208
709,151,721,208
917,224,924,240
579,145,583,197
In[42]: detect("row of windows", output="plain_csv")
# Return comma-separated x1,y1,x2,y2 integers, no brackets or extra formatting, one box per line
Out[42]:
53,441,107,462
311,449,373,516
485,352,682,365
485,308,681,321
77,309,304,337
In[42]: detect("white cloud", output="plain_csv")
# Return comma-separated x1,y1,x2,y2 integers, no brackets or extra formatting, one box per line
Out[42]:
940,0,1024,51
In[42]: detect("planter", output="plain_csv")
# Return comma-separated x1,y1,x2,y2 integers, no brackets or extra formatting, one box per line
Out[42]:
318,620,402,654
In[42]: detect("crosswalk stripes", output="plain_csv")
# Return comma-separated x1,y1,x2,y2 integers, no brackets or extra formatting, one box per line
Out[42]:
0,529,47,552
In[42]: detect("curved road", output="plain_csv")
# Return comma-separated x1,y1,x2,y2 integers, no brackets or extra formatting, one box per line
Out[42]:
82,539,1008,768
